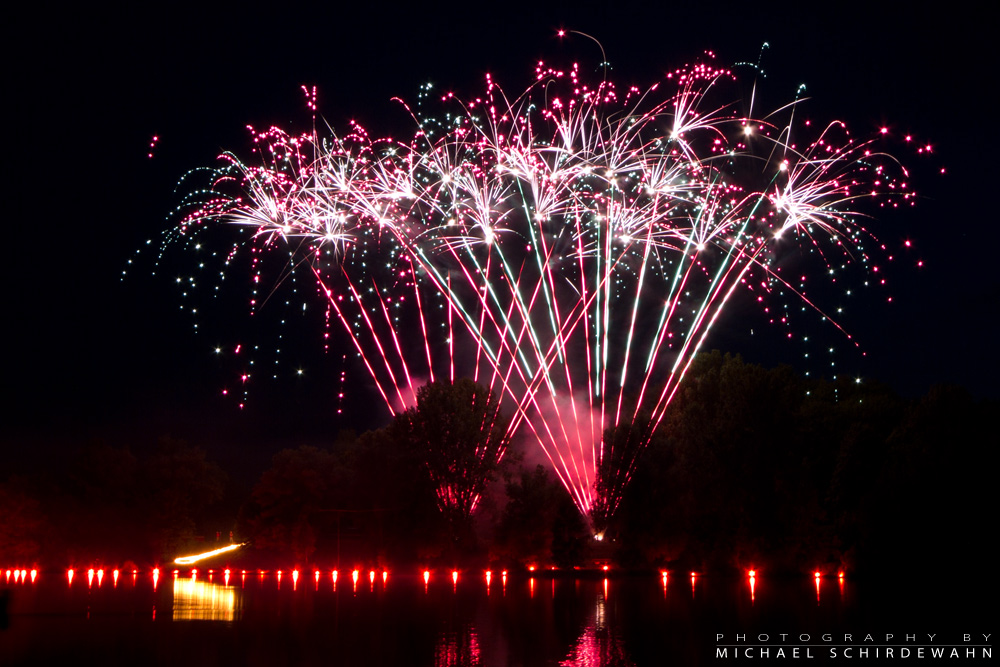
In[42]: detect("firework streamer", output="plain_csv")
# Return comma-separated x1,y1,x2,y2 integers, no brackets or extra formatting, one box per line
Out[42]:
167,112,524,516
355,57,921,536
168,52,925,536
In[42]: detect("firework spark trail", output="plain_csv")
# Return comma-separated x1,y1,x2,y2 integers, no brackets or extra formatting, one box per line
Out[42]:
361,57,921,533
167,119,524,516
169,50,924,534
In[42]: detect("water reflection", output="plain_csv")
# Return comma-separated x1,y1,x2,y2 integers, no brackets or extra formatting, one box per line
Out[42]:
172,578,240,621
559,582,634,667
8,570,932,667
435,625,481,666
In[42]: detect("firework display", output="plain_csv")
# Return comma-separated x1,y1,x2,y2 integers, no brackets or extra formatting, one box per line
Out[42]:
170,53,923,534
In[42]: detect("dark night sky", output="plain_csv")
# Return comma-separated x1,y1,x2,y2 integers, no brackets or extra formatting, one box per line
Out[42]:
3,2,995,480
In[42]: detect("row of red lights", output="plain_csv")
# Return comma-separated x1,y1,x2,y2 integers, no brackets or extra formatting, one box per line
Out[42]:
0,567,502,587
3,568,38,584
5,566,847,585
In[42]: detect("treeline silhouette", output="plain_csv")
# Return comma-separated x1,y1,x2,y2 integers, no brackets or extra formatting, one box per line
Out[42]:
1,352,991,576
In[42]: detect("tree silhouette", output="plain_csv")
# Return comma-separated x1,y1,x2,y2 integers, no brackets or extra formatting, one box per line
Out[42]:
392,378,511,533
239,445,346,563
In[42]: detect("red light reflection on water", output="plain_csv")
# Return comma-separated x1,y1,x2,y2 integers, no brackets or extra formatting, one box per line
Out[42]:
434,625,482,666
560,592,628,666
112,569,119,587
224,569,231,586
153,568,160,591
87,569,95,588
502,570,507,595
452,570,458,591
369,569,375,591
67,569,74,586
838,571,845,597
485,570,491,593
814,571,822,603
382,570,388,587
690,572,698,598
293,569,299,591
748,570,756,604
661,571,668,597
332,570,338,591
352,569,359,592
423,570,430,593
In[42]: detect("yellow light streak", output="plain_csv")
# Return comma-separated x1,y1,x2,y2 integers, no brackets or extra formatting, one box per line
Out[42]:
173,543,245,565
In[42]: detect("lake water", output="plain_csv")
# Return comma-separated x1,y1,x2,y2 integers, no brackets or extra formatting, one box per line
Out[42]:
0,569,990,665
